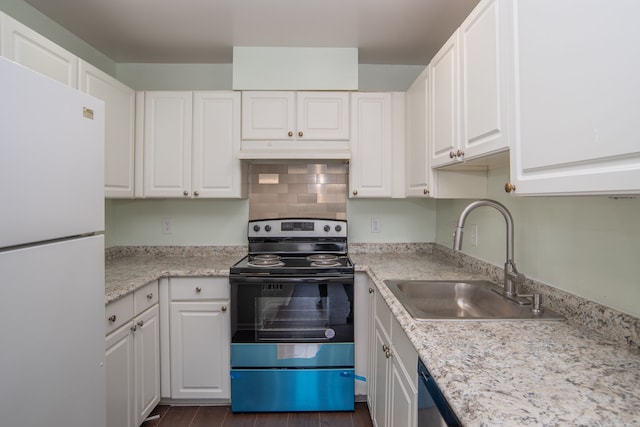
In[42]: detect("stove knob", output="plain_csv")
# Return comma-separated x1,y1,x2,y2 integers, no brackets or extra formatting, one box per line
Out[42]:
265,225,272,232
253,225,260,232
324,225,331,232
335,225,342,232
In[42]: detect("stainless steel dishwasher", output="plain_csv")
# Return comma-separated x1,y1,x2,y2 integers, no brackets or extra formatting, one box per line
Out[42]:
418,359,461,427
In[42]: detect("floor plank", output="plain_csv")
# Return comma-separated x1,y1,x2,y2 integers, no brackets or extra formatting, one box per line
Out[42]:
191,406,230,427
157,406,198,426
144,403,373,427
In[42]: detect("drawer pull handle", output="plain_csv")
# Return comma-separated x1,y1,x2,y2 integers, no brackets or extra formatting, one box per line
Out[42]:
146,293,153,300
108,315,116,322
195,287,202,293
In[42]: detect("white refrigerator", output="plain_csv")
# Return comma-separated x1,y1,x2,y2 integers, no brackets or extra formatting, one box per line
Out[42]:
0,57,106,427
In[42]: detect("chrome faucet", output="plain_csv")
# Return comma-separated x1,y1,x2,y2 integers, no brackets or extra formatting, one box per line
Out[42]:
453,199,528,304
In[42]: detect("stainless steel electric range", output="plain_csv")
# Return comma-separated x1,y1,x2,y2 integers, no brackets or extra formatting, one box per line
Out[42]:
229,218,355,413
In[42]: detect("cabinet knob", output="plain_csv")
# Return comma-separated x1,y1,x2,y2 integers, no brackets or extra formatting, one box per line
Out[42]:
449,150,456,159
353,190,358,196
385,350,393,359
382,344,389,352
368,288,374,294
505,182,516,193
221,306,227,312
195,287,202,293
423,188,429,195
456,149,465,158
146,293,153,300
183,190,189,196
288,131,294,137
194,191,199,197
298,131,303,137
137,320,144,327
130,325,137,332
108,315,116,322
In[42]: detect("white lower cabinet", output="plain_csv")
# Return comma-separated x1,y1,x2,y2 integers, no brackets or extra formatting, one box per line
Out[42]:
105,281,160,427
368,287,418,427
167,277,230,400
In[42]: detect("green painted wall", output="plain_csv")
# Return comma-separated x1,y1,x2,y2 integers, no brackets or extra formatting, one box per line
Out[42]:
435,167,640,318
105,198,437,247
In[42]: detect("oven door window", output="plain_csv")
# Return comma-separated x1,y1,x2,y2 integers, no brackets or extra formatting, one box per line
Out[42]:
231,279,354,343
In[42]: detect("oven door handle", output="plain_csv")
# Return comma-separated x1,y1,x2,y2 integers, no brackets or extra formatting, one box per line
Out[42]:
230,275,353,284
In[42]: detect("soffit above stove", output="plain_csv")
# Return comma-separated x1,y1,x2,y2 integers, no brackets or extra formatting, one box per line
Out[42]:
233,47,358,91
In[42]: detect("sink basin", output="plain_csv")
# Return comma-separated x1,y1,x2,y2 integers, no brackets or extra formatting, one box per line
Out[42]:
384,280,564,321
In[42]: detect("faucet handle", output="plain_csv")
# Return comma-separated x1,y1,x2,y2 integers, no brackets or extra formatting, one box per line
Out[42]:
531,293,542,315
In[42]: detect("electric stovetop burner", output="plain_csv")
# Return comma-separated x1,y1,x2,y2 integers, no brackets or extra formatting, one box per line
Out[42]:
307,254,341,267
247,254,285,268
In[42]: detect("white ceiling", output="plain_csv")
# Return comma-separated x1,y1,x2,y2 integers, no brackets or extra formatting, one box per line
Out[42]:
22,0,480,65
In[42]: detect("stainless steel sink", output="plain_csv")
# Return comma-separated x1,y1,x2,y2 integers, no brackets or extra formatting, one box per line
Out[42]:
384,280,564,321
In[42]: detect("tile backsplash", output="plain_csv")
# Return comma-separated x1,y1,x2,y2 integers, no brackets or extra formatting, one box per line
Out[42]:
249,162,348,220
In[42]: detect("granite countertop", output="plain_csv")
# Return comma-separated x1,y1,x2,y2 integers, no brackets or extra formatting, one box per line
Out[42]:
105,248,640,426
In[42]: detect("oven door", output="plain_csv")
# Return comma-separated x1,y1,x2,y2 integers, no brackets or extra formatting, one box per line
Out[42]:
230,275,354,344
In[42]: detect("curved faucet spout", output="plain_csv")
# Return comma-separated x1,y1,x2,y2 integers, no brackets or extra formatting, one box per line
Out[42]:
453,199,524,298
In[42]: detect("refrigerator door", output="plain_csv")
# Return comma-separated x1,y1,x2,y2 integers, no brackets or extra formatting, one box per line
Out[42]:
0,57,104,248
0,235,105,427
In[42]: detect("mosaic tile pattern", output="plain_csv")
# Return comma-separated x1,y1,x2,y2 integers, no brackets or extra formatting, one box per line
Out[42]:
248,162,348,220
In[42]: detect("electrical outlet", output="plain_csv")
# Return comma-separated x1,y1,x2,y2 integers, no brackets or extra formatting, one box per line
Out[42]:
371,217,381,233
471,223,478,247
162,218,173,235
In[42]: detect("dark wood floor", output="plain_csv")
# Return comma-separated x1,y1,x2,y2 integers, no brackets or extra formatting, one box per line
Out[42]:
140,403,373,427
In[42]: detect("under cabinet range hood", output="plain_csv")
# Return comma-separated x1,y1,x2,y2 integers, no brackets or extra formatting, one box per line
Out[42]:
232,47,358,90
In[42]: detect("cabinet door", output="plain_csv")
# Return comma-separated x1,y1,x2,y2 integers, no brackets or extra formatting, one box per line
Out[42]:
460,0,510,159
241,91,295,140
350,93,393,198
192,92,245,198
106,323,135,427
405,67,431,197
0,13,77,87
143,92,193,197
389,358,416,427
430,31,460,168
371,320,390,427
510,0,640,195
170,300,230,399
297,92,350,140
134,305,160,426
78,60,136,198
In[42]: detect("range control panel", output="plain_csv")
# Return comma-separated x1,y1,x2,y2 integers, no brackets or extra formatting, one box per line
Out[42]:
248,218,347,239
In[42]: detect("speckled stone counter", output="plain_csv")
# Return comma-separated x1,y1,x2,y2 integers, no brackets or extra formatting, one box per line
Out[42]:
351,252,640,426
105,245,640,426
105,246,245,304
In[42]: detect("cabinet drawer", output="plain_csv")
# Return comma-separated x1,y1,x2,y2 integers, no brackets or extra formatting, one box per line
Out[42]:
105,293,134,335
170,277,229,300
134,280,159,315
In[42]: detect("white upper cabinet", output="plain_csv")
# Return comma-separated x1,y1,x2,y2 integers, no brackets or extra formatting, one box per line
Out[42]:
192,92,246,198
405,67,431,197
0,12,78,87
509,0,640,195
240,91,350,158
459,0,511,160
430,0,511,168
430,30,460,168
142,92,193,198
79,60,136,198
241,91,295,140
350,92,405,198
140,91,245,198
